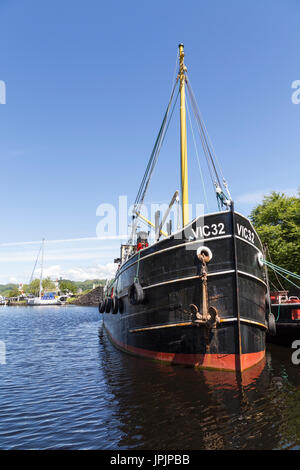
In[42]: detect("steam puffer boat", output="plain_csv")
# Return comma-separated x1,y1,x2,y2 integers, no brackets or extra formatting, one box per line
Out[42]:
99,45,273,372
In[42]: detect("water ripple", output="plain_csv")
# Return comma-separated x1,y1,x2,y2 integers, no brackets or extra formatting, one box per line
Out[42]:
0,306,299,449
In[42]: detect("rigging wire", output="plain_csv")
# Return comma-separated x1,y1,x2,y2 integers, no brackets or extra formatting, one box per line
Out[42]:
139,88,179,208
261,258,300,290
185,95,210,212
186,74,231,197
268,268,300,290
130,52,234,243
265,245,285,290
270,279,280,291
29,243,42,284
186,79,221,188
135,52,178,209
170,50,179,94
185,85,216,193
263,261,300,281
186,79,232,210
134,79,178,208
130,80,179,241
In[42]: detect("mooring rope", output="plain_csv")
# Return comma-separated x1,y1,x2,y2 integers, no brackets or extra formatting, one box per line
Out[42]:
261,258,300,290
265,245,285,290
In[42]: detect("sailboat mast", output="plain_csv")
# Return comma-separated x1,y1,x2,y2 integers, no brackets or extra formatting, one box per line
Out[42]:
178,44,189,227
39,238,45,298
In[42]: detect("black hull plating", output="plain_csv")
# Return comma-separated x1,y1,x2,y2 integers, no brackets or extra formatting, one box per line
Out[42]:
103,211,267,371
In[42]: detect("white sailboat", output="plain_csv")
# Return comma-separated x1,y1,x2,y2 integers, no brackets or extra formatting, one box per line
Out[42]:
27,239,61,306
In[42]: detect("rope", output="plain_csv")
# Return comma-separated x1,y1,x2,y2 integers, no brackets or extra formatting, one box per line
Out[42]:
131,90,180,241
185,78,231,210
265,245,285,290
134,250,141,283
134,79,179,209
138,88,179,207
270,279,280,291
261,259,300,289
186,79,222,187
130,79,179,242
262,260,300,281
131,53,234,241
186,73,227,186
185,80,217,192
271,270,300,290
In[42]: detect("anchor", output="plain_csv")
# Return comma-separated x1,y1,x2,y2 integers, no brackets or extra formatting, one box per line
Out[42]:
190,249,220,328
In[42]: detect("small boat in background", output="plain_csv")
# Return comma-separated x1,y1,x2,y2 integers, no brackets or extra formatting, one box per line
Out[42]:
268,290,300,346
27,239,61,306
27,293,62,306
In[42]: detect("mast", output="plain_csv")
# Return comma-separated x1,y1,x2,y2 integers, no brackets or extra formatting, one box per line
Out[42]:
39,238,45,298
179,43,189,227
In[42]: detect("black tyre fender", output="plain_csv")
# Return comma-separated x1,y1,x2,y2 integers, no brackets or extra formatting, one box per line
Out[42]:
118,298,124,313
267,312,276,336
112,296,119,314
98,300,105,314
265,293,271,312
129,282,145,305
105,297,112,313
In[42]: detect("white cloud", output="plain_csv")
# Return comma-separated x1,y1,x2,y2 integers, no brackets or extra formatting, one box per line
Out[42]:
0,239,120,283
0,235,128,248
236,190,267,205
236,187,298,205
42,263,117,281
65,264,117,281
0,245,117,263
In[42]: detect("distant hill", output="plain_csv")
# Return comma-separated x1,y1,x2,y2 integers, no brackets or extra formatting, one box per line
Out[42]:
0,283,18,297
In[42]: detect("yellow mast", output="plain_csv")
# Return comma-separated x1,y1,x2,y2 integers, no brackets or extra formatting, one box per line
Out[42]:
179,43,189,227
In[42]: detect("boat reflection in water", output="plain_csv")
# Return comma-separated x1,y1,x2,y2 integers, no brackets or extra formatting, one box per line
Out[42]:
98,326,300,450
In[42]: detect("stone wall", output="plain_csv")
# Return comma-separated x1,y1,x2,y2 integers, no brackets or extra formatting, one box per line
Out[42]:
74,285,104,306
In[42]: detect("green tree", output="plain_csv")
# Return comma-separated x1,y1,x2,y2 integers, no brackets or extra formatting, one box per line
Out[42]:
26,277,56,295
22,284,29,293
59,280,78,294
7,287,20,298
42,277,56,291
250,191,300,290
27,279,40,296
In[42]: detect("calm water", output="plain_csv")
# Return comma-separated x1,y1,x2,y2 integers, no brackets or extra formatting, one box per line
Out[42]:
0,306,299,450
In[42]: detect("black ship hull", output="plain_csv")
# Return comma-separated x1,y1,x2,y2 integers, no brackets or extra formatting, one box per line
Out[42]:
102,210,267,371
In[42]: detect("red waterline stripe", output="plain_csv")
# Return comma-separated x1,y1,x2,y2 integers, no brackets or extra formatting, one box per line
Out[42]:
106,330,265,372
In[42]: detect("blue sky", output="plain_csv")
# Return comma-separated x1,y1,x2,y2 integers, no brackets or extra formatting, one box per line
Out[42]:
0,0,299,284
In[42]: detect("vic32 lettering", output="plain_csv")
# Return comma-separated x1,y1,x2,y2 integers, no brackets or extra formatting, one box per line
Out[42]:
191,223,225,239
237,223,254,244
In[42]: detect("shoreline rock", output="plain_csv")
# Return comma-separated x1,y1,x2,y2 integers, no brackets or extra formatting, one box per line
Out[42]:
72,285,104,306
